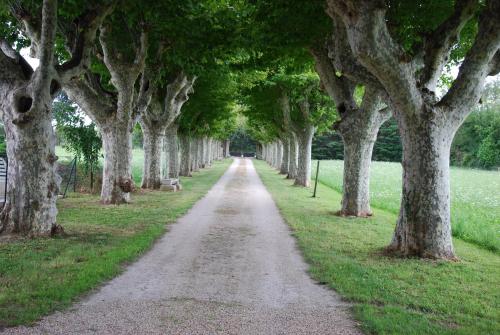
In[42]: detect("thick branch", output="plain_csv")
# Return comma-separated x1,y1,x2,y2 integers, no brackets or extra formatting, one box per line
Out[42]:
0,40,33,80
488,50,500,76
33,0,57,92
132,70,153,124
439,0,500,116
10,2,41,57
57,2,115,83
134,29,148,71
310,44,355,107
64,75,116,124
328,0,423,116
99,24,148,86
280,92,299,134
327,14,384,90
420,0,478,90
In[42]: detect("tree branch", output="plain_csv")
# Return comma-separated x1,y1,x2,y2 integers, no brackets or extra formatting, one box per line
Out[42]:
327,0,424,116
10,2,41,57
439,0,500,118
133,29,148,72
420,0,478,91
310,43,355,107
488,50,500,76
57,2,116,83
35,0,57,80
0,40,33,79
280,91,298,134
64,74,116,124
327,14,384,90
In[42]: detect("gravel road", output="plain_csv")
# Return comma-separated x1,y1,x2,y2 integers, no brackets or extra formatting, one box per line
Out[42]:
3,158,361,335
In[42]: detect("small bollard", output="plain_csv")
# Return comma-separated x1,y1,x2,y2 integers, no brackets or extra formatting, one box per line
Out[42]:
313,160,320,198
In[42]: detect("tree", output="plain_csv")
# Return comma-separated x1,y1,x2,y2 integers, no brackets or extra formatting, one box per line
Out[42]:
246,0,390,214
64,6,148,204
328,0,500,259
139,68,195,189
244,69,335,187
0,0,113,235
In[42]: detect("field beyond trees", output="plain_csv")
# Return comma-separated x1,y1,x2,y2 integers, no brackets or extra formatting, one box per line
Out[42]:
313,160,500,253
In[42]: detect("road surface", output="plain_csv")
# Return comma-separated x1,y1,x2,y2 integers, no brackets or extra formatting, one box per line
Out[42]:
3,158,361,335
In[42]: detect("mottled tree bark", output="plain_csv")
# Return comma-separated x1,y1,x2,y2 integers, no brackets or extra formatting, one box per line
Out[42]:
287,133,298,179
279,137,290,175
207,138,213,166
388,116,456,258
197,138,204,168
179,135,192,177
223,140,230,157
256,143,262,159
0,0,112,235
295,126,315,187
100,122,133,203
311,31,391,217
201,137,207,168
138,73,194,189
140,121,163,189
164,124,180,179
65,23,148,203
190,138,199,172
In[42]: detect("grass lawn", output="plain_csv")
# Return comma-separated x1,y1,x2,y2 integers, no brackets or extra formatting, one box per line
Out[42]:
312,160,500,253
0,158,232,327
55,146,146,186
254,160,500,335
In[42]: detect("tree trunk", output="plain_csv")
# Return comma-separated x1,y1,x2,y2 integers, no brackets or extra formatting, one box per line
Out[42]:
179,135,191,177
164,124,179,179
339,132,377,216
197,138,204,168
387,118,456,259
100,122,134,204
207,138,213,166
140,122,163,189
280,137,289,174
0,102,60,236
336,105,390,217
287,133,298,179
190,139,199,172
295,126,314,187
224,140,230,157
201,137,207,168
276,141,282,170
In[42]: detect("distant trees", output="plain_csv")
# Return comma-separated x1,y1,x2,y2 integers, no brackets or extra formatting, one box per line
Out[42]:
452,110,500,169
313,118,403,162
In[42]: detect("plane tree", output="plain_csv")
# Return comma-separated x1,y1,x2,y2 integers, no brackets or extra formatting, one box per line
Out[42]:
248,0,392,215
176,66,238,176
244,68,335,187
328,0,500,259
0,0,114,235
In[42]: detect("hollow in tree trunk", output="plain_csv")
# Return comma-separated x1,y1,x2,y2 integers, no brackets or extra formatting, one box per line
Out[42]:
0,101,60,236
